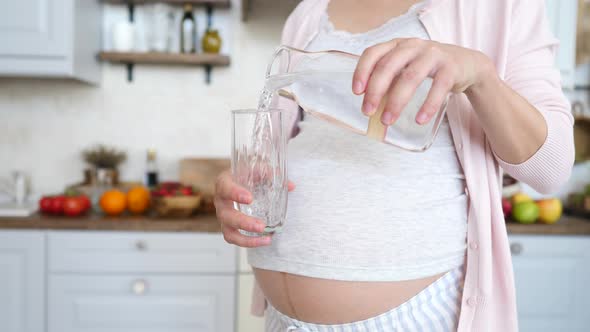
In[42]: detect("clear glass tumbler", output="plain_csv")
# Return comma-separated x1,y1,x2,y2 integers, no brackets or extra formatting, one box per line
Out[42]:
231,109,288,235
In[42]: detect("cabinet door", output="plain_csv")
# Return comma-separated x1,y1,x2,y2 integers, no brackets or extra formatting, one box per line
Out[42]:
48,231,237,274
49,274,235,332
510,235,590,332
0,0,69,57
237,274,265,332
545,0,578,89
0,231,45,332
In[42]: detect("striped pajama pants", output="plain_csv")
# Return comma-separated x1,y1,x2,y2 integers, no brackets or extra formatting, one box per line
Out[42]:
264,266,465,332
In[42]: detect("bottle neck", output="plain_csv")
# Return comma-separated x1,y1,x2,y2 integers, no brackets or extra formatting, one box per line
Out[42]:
146,159,157,171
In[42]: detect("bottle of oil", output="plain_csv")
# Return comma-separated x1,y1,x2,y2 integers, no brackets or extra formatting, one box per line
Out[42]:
146,149,159,188
180,3,196,53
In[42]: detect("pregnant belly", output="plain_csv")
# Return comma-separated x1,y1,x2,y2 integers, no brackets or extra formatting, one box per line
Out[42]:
253,267,445,324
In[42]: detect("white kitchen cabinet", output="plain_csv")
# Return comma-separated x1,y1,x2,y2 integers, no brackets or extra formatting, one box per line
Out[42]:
239,247,251,273
0,0,101,83
510,235,590,332
48,231,236,274
545,0,578,89
237,247,265,332
47,231,237,332
0,231,45,332
49,274,235,332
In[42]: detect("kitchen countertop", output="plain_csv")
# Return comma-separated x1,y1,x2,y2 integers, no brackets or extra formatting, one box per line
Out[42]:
0,213,221,233
505,215,590,235
0,213,588,235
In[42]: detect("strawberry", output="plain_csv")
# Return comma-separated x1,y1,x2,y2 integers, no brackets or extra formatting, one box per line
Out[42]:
180,187,192,196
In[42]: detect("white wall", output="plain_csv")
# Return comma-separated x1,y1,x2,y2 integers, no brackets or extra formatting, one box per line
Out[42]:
0,0,586,199
0,0,296,195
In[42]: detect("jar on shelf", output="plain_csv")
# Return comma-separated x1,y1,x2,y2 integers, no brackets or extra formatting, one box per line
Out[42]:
202,29,222,54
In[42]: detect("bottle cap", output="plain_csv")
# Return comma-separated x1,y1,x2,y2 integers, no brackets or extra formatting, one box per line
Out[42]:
147,149,157,161
184,3,193,11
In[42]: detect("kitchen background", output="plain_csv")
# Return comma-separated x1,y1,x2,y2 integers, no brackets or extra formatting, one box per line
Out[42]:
0,0,298,194
0,0,589,332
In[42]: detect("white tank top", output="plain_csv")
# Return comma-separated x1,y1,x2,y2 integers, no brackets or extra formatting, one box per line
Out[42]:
248,2,468,281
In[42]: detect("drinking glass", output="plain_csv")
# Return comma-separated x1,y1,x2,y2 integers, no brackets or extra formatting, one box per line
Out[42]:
144,3,174,52
265,45,449,152
231,109,288,235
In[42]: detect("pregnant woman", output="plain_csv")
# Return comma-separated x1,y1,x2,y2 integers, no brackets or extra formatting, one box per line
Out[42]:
215,0,574,331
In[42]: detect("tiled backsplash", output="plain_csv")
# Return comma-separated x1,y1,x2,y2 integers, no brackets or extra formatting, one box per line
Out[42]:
0,0,290,195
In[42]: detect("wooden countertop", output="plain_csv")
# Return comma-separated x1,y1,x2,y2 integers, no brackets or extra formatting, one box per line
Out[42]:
0,213,221,233
0,213,588,235
506,215,590,236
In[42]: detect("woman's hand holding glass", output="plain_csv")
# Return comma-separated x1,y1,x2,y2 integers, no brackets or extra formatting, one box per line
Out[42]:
214,170,295,248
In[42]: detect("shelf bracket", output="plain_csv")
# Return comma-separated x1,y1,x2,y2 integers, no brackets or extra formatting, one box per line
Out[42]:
204,4,214,84
126,1,135,22
126,63,134,82
205,65,212,84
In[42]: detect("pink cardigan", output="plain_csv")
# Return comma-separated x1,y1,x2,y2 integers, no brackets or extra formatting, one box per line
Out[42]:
251,1,575,331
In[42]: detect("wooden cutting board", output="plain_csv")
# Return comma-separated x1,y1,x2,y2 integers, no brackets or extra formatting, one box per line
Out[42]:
179,158,230,196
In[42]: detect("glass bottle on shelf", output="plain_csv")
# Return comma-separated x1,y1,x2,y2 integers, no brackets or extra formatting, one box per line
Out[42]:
180,3,197,53
146,149,159,188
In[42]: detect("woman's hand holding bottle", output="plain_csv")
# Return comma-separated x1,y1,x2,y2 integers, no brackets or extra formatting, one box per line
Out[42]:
352,38,494,126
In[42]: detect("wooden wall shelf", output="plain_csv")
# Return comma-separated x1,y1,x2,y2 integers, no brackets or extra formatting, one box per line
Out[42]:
100,0,232,83
99,52,230,66
102,0,230,8
99,52,230,83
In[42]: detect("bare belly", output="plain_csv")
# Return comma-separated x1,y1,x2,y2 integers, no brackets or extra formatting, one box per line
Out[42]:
253,268,446,324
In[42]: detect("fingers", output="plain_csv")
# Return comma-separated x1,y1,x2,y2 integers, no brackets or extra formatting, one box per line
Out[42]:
214,198,267,233
361,46,421,116
416,66,454,124
222,226,272,248
353,40,399,95
215,171,252,204
382,49,442,125
288,181,296,192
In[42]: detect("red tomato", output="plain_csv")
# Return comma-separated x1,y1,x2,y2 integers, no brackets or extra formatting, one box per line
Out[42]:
79,195,91,212
50,196,66,214
39,196,53,214
63,196,85,217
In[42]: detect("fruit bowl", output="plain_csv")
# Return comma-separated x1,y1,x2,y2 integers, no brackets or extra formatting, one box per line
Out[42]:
151,182,201,218
153,195,202,218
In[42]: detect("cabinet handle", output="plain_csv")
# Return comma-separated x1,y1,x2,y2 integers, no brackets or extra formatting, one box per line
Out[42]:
135,240,147,251
131,279,148,295
510,242,523,255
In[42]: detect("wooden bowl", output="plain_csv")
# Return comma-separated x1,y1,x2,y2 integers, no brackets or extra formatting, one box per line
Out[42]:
197,194,216,213
153,195,202,218
574,117,590,163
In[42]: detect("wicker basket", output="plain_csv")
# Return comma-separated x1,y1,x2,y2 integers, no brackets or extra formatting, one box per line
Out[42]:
153,195,202,218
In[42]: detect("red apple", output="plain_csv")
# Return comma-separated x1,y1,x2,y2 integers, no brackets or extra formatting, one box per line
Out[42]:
502,197,512,217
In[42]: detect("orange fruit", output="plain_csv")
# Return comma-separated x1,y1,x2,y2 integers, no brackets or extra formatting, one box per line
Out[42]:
126,186,151,215
99,190,127,216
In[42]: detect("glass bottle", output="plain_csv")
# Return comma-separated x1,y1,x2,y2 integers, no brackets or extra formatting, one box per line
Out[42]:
146,149,159,188
264,46,449,152
180,3,196,53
